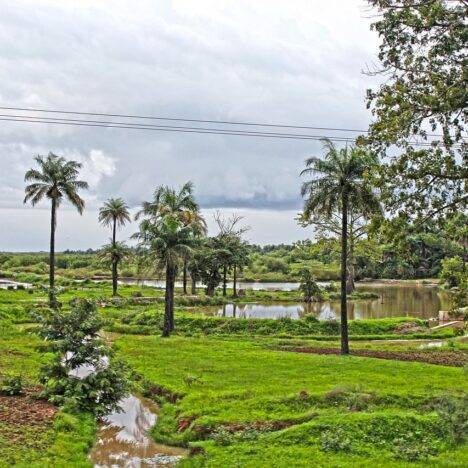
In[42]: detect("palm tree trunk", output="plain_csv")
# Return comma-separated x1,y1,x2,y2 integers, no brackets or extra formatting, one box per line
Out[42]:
112,218,118,296
162,263,175,337
222,265,227,296
191,274,197,295
340,191,350,355
346,234,355,294
49,198,57,308
183,258,188,294
233,265,237,297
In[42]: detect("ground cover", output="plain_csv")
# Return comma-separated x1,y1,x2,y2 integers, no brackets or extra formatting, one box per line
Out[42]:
115,334,467,466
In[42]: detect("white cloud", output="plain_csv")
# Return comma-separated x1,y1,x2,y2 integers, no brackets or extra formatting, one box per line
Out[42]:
0,0,381,247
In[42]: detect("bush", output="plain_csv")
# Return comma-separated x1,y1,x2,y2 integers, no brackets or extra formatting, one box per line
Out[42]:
38,299,130,416
0,375,24,396
320,428,353,452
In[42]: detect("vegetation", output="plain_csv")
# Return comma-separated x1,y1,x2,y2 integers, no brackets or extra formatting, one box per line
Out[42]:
0,2,466,465
301,139,381,354
36,299,130,416
115,334,467,466
134,182,206,336
23,153,88,308
366,0,467,219
98,197,132,296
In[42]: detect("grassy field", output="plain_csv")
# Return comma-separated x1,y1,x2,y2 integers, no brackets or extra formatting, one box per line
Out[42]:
115,334,467,467
0,281,466,466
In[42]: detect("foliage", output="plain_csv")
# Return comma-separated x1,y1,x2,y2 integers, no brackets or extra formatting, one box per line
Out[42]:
298,268,324,302
37,299,130,416
366,0,467,218
0,375,24,396
440,256,466,288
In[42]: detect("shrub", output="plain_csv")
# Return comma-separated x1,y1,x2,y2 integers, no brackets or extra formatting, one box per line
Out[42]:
320,428,353,452
38,299,130,416
0,375,24,396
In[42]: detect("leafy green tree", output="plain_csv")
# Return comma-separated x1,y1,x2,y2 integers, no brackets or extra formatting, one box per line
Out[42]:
301,139,380,354
366,0,467,219
37,299,129,416
97,241,132,289
24,153,88,307
299,268,324,303
134,183,204,336
98,198,131,296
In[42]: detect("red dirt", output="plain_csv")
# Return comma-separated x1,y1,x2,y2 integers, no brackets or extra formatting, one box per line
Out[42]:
282,347,467,367
0,387,56,425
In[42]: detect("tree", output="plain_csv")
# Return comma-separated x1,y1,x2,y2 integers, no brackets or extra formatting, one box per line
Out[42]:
134,182,204,336
301,139,380,354
98,198,131,296
97,241,132,288
365,0,467,219
298,268,324,303
37,299,129,416
298,209,379,293
24,153,88,307
213,211,250,296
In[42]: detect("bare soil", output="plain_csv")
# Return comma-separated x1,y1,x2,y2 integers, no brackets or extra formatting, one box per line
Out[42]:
282,347,467,367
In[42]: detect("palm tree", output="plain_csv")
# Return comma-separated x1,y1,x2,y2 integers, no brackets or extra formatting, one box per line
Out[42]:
24,152,88,307
99,198,131,295
301,139,380,355
134,182,205,336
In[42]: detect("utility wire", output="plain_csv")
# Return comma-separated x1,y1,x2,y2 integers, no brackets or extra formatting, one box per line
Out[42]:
0,115,456,148
0,105,461,140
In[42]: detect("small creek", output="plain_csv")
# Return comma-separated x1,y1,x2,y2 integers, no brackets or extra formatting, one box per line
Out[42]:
72,358,186,467
88,395,186,468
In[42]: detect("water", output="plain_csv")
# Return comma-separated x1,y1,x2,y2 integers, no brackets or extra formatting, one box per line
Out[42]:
89,396,186,468
0,279,31,289
207,283,452,320
119,278,304,291
71,358,186,467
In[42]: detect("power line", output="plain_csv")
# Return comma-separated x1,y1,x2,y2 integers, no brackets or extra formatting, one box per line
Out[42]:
0,104,459,140
0,115,455,148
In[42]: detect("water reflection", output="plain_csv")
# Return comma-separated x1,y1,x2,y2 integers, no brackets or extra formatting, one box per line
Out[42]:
119,279,303,291
211,284,452,320
89,396,186,468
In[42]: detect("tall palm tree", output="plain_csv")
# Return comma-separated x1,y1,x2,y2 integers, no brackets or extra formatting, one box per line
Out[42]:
301,139,380,355
24,152,88,307
99,198,131,295
134,182,205,336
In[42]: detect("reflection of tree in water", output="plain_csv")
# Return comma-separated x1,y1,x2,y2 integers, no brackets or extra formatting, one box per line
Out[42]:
215,284,450,321
89,396,185,467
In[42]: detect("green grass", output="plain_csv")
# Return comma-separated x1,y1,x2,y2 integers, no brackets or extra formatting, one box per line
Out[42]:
114,334,467,466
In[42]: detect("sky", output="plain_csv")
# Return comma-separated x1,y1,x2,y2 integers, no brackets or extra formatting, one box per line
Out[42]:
0,0,381,250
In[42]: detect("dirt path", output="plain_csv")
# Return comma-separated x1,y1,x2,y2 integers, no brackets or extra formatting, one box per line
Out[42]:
0,387,56,424
282,347,467,367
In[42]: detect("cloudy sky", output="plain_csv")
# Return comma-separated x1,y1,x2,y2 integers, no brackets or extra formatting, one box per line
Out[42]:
0,0,381,250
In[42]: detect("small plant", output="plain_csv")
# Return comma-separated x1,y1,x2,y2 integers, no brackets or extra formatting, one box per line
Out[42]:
392,436,438,461
299,268,324,302
212,427,234,446
37,298,130,416
0,375,24,396
434,395,468,444
320,428,353,452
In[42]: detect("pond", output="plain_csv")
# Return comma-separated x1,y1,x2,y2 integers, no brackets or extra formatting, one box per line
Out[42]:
120,278,304,291
204,283,452,320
